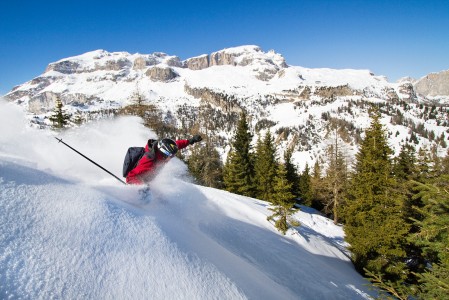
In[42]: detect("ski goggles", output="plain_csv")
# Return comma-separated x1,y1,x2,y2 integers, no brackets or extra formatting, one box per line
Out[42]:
159,147,175,158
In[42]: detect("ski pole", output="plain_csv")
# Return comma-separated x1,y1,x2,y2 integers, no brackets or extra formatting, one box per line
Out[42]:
55,137,127,185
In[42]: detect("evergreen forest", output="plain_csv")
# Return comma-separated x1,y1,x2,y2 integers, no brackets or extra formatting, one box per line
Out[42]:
54,97,449,299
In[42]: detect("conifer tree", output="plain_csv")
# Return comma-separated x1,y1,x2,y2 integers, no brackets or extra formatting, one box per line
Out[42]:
49,96,70,129
254,131,278,201
343,108,410,282
284,147,300,198
410,175,449,299
416,146,433,180
430,144,443,176
394,143,422,232
267,164,299,235
299,163,313,206
393,143,417,181
311,160,326,211
223,111,255,197
187,138,224,188
322,141,348,224
119,84,150,119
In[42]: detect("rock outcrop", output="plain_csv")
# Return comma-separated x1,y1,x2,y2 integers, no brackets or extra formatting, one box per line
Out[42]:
45,60,80,74
183,46,287,80
28,91,59,114
185,55,210,70
414,70,449,97
397,82,417,102
145,67,179,82
184,84,242,113
314,85,356,99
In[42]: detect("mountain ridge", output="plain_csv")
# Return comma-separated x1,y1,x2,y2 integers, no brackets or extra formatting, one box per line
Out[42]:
4,45,449,170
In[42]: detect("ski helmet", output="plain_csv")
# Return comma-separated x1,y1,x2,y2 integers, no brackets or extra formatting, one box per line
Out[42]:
157,138,178,158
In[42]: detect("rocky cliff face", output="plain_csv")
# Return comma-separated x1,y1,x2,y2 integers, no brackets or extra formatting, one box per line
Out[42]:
185,55,209,70
184,84,242,113
414,70,449,97
184,46,287,81
45,57,132,73
145,67,179,82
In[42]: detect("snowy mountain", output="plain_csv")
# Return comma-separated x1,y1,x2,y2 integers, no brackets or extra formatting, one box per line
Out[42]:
4,45,449,170
0,101,376,299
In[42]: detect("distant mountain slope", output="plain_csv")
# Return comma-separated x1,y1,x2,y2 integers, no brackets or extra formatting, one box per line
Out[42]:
415,69,449,98
4,46,449,170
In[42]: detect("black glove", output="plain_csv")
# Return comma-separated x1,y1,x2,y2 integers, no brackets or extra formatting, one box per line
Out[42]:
188,135,202,145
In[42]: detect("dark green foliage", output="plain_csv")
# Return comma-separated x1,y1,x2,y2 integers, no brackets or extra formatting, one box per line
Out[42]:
254,131,278,201
284,147,300,198
363,269,411,300
343,109,410,282
223,111,256,197
416,146,433,180
393,143,417,181
310,160,326,211
49,97,70,129
187,139,224,189
267,164,299,235
298,163,313,206
409,175,449,299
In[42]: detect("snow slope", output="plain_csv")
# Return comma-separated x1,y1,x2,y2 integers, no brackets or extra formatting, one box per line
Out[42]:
0,100,376,299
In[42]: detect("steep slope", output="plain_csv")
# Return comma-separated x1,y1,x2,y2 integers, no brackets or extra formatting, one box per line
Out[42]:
0,102,376,299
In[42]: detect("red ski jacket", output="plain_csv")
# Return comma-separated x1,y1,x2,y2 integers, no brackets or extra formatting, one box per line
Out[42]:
126,139,190,185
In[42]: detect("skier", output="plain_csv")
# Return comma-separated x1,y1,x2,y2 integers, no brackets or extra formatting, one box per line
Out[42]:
126,135,202,185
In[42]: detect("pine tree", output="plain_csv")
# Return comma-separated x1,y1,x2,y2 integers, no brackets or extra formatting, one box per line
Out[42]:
417,146,433,180
410,175,449,299
187,138,224,189
119,84,151,119
430,144,443,177
223,111,255,197
130,85,147,106
322,140,348,224
298,163,313,206
395,144,428,297
267,164,299,235
284,147,300,198
49,97,70,129
343,108,410,282
310,160,326,211
254,131,278,201
393,143,417,181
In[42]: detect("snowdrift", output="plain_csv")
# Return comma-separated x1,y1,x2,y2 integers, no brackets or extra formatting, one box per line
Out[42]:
0,101,375,299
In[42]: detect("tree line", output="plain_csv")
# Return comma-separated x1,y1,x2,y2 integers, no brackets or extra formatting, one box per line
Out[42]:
218,109,449,299
51,96,448,298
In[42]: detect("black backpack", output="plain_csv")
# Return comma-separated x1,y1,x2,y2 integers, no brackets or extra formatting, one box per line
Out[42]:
122,139,157,177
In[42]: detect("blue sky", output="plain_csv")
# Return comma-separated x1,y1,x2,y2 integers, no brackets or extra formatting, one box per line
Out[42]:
1,0,448,95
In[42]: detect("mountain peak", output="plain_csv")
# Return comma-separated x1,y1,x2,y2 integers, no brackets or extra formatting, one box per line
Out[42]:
183,45,287,80
414,69,449,98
